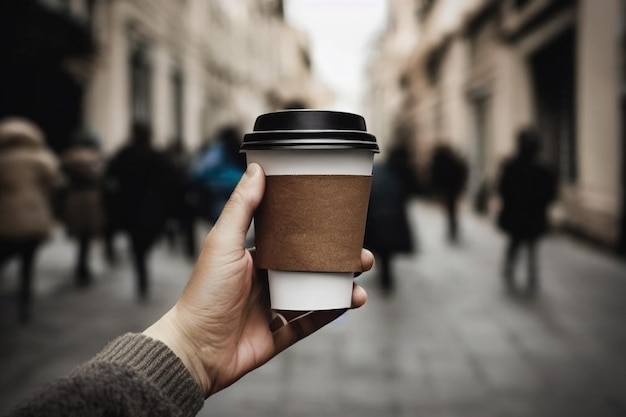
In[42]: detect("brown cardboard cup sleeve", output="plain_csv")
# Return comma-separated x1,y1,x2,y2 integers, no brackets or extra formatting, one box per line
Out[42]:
255,175,372,272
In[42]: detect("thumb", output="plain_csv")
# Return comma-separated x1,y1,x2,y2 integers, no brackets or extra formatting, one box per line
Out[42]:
212,163,265,247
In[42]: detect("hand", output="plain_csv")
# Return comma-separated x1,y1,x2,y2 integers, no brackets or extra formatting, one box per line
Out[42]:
144,163,372,398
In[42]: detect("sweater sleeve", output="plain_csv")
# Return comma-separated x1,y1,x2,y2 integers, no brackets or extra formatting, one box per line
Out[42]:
7,333,204,417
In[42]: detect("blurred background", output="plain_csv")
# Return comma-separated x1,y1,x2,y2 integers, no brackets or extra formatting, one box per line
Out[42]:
1,0,626,416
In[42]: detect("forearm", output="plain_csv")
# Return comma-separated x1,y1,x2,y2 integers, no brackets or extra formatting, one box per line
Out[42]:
7,333,204,417
93,332,204,414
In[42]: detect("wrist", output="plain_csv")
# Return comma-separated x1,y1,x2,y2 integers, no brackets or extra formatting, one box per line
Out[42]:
143,308,213,398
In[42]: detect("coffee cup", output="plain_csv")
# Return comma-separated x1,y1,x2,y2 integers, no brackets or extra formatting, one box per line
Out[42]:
240,110,379,311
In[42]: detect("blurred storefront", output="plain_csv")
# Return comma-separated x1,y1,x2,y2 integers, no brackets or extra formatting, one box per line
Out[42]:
1,0,322,153
370,0,625,249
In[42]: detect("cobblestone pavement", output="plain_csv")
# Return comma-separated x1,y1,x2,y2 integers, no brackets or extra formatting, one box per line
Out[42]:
1,201,626,416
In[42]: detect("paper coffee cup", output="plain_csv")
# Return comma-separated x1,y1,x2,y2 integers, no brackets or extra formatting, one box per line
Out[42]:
240,110,379,311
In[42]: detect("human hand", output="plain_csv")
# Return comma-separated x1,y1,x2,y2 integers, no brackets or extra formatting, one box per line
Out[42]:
144,163,372,398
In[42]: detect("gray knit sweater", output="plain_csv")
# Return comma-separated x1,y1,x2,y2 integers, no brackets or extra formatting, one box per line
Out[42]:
7,333,204,417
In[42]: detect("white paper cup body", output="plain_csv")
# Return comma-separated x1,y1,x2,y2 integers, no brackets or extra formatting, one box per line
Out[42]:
245,149,374,311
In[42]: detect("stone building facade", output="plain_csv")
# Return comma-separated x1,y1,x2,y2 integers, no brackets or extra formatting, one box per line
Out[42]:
1,0,321,153
369,0,626,248
365,0,420,155
88,0,323,151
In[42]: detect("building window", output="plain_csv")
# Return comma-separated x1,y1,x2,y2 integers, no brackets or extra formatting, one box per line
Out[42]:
170,65,184,142
529,28,577,184
425,39,450,85
259,0,283,18
417,0,436,21
300,47,311,70
514,0,532,10
129,36,152,124
86,0,97,29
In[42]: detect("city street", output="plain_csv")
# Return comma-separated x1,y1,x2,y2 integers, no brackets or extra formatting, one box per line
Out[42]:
1,200,626,417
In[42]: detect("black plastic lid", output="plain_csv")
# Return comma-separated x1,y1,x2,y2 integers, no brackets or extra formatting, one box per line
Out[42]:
241,110,379,152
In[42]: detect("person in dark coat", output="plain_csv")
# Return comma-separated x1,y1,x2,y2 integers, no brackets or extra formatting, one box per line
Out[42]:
163,139,196,259
60,131,106,287
496,127,557,294
364,144,416,293
105,122,180,299
429,143,468,243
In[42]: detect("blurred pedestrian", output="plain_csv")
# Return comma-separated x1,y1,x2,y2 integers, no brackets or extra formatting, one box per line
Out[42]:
429,143,468,243
364,143,416,293
60,130,106,287
105,121,179,299
496,127,557,294
164,139,196,259
389,124,422,196
102,157,122,266
164,138,191,173
6,163,372,417
190,126,246,224
0,117,62,321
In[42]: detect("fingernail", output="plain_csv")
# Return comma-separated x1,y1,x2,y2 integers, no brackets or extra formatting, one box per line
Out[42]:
269,313,287,333
245,163,259,177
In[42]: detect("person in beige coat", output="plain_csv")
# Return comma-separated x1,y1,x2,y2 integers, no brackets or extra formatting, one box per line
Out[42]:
0,117,62,321
60,131,105,287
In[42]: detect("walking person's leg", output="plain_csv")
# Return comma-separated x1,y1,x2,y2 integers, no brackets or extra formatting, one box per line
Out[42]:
183,189,199,259
526,238,539,294
104,225,117,265
378,253,393,293
163,221,177,251
0,238,16,271
446,195,459,243
130,233,150,299
504,236,521,291
182,207,196,260
18,240,39,322
75,234,91,287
